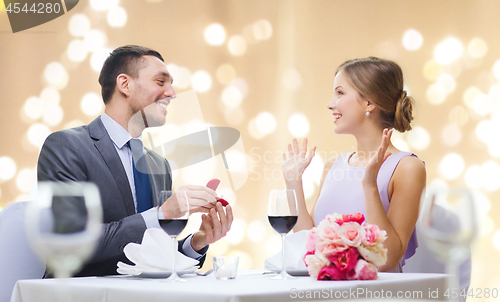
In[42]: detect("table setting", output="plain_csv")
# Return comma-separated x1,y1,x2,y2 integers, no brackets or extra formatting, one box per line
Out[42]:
10,186,463,302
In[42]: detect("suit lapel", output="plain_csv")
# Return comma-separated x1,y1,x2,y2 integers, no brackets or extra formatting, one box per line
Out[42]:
89,117,136,216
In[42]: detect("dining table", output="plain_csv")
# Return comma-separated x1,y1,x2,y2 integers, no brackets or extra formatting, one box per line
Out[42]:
10,270,459,302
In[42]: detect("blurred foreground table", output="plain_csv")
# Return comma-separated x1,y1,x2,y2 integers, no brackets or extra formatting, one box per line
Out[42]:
11,271,458,302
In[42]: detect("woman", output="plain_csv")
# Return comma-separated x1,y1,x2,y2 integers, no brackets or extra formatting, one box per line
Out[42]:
282,57,426,272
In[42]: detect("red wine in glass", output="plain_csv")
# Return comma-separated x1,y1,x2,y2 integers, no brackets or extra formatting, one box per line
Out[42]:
158,190,189,283
267,189,298,280
268,216,298,234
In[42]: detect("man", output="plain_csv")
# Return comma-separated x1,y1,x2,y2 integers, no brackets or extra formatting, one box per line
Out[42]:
37,45,233,276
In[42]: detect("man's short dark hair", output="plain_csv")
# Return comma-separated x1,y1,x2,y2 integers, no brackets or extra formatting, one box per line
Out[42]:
98,45,164,104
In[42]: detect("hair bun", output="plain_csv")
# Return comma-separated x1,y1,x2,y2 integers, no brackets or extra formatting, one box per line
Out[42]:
394,91,414,132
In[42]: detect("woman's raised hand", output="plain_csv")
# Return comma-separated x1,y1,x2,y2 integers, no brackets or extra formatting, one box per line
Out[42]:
282,138,316,182
362,129,393,187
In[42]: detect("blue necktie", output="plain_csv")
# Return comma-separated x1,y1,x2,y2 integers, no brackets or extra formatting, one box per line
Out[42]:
128,139,153,213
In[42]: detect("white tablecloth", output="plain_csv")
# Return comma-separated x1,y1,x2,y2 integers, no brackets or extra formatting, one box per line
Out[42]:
11,271,458,302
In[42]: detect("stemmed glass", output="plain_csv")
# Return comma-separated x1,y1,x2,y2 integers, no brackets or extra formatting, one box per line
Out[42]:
419,186,476,301
25,182,102,279
158,190,190,282
268,189,298,280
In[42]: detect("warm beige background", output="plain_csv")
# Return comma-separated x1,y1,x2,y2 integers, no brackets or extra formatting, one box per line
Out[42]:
1,1,499,300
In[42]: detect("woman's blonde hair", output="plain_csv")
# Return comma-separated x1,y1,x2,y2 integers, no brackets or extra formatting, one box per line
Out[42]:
336,57,414,132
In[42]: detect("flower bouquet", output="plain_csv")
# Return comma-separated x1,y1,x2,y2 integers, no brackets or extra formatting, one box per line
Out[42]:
304,213,387,280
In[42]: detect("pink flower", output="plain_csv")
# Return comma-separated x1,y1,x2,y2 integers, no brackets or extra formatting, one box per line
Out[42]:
306,229,319,252
304,253,329,280
338,222,365,247
316,238,349,255
357,242,387,267
317,264,346,281
363,224,387,246
317,221,341,241
339,213,365,225
328,247,359,276
348,259,378,280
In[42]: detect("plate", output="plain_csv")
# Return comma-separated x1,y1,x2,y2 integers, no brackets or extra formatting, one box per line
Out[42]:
136,270,196,278
269,269,309,276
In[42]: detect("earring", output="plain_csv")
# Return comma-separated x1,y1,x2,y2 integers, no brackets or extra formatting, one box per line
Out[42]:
365,111,370,117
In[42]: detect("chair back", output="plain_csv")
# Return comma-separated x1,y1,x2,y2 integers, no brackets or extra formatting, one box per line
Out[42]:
404,204,472,301
0,201,46,302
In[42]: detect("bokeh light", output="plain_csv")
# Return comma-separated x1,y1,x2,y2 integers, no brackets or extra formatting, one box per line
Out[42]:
22,97,44,120
167,64,192,89
231,78,249,98
434,37,464,65
204,23,226,46
467,37,488,59
463,86,482,108
402,29,423,51
191,70,212,93
438,153,464,180
222,86,243,108
27,123,51,149
90,0,119,11
475,120,499,144
255,112,277,135
0,157,17,182
107,6,127,28
228,35,247,56
287,113,310,137
42,104,64,127
90,48,112,72
81,92,104,116
84,30,107,52
423,60,443,81
252,19,273,40
15,168,36,193
216,64,236,85
481,161,500,191
67,39,88,62
407,126,431,150
44,62,68,86
464,165,482,189
40,87,60,106
426,83,447,105
471,93,493,116
246,220,266,243
436,73,456,93
68,14,90,37
224,218,246,245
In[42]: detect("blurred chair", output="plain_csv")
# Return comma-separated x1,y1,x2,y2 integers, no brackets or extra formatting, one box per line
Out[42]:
404,203,472,301
0,201,46,302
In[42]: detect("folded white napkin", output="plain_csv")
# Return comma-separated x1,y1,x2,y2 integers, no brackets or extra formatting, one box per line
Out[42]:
264,230,308,270
117,228,199,275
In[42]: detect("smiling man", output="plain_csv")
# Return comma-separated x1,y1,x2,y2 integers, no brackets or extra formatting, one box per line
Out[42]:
37,45,233,276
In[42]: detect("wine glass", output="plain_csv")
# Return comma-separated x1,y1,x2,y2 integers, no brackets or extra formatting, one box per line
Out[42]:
158,190,189,282
268,189,298,280
25,182,102,279
419,186,476,301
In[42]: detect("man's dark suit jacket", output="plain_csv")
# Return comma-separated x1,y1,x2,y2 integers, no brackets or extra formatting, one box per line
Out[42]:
37,116,203,276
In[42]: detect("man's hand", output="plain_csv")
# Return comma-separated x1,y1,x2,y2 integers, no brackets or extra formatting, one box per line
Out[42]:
191,202,233,251
160,185,218,219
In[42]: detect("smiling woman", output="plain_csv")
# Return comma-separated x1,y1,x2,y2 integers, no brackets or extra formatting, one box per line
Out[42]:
282,57,426,273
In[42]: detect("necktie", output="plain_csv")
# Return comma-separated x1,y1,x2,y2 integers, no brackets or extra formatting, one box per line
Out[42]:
128,139,153,213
